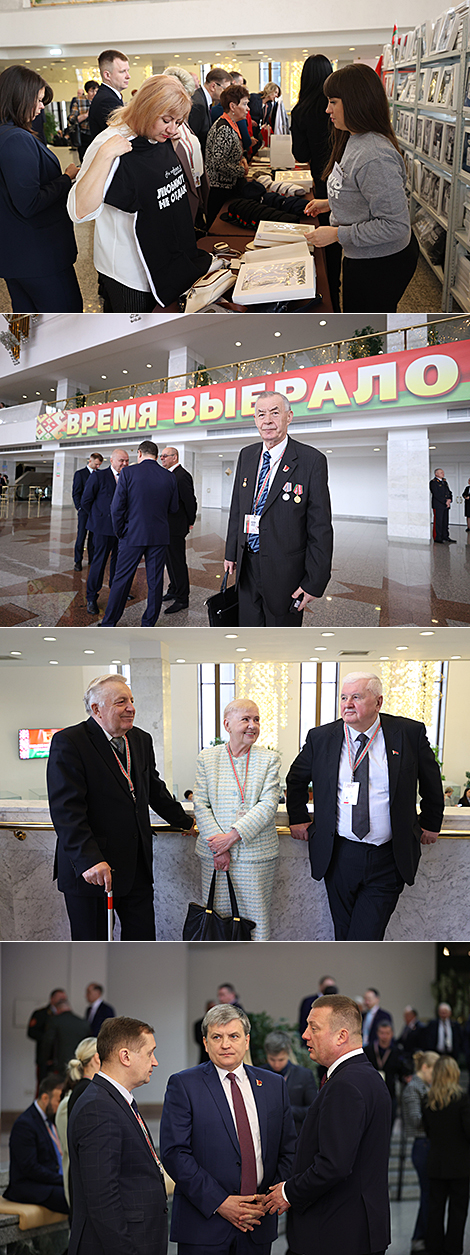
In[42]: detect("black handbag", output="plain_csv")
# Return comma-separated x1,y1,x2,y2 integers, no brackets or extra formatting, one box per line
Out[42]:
205,571,238,627
182,870,256,940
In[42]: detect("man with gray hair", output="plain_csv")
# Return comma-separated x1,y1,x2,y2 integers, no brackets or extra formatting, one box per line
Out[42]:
47,673,194,940
224,391,333,625
160,1003,296,1255
286,670,444,939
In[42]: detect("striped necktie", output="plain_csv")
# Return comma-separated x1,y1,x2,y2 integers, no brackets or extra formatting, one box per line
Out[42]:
248,449,271,552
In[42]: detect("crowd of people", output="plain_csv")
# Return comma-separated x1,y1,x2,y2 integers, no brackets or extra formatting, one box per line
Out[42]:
5,986,470,1255
0,48,419,313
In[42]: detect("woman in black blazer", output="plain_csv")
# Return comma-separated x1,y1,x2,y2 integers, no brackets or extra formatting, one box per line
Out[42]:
422,1056,470,1255
0,65,82,312
290,54,340,309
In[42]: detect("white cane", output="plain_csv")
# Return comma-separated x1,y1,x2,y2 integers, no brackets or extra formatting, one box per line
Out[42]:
106,880,114,941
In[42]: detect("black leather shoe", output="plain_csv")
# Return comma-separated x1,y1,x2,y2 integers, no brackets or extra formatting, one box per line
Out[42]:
162,592,175,601
87,600,99,614
127,593,135,601
446,538,457,543
164,601,189,614
74,561,82,571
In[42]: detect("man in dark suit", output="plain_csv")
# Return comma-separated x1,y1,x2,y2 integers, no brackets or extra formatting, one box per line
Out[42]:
160,446,197,614
396,1006,426,1060
68,1015,167,1255
100,439,179,626
72,451,103,570
286,670,444,939
47,672,195,940
362,988,393,1048
262,1030,317,1134
27,989,66,1086
429,468,456,543
363,1021,409,1126
81,447,129,615
188,68,231,154
160,1003,297,1255
4,1074,68,1214
425,1004,462,1059
85,983,116,1033
88,49,130,139
41,996,88,1077
298,977,338,1036
265,995,391,1255
224,391,333,625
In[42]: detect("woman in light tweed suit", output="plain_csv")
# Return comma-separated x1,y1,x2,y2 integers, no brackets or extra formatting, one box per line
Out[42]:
194,698,281,941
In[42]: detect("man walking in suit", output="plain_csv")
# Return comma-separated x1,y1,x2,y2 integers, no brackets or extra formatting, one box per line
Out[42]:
100,439,179,626
4,1075,68,1214
286,670,444,939
85,983,116,1033
224,391,333,625
160,1003,296,1255
160,446,197,614
88,49,130,140
47,672,195,940
72,451,103,570
265,995,392,1255
81,447,129,615
430,468,456,543
188,68,231,154
68,1016,167,1255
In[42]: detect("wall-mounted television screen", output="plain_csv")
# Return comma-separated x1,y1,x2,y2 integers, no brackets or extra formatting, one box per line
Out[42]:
18,729,61,760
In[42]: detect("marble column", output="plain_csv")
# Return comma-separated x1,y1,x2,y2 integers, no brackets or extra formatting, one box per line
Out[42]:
386,314,428,353
55,375,89,405
51,448,76,509
129,641,174,791
387,427,431,540
167,346,202,393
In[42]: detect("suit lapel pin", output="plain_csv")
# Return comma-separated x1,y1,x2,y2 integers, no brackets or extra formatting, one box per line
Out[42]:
392,750,399,755
243,478,247,487
256,1079,263,1086
282,464,290,473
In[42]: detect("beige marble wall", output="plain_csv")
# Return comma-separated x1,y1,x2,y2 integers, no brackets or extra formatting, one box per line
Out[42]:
387,426,431,540
130,644,173,789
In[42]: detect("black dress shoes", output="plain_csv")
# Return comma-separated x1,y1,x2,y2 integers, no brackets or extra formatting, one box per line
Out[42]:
164,601,189,614
74,561,82,571
162,591,175,601
87,599,99,614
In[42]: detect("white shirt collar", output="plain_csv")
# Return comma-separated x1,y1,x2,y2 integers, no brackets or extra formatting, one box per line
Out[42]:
168,462,179,471
105,83,124,100
89,997,103,1014
203,85,212,109
344,714,381,742
34,1100,48,1122
261,434,288,463
98,1070,134,1104
327,1047,364,1079
215,1061,246,1082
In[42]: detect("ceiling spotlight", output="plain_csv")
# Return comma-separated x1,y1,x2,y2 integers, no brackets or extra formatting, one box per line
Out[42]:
146,364,152,368
235,341,242,347
44,636,56,641
10,651,22,656
379,656,389,660
450,655,461,659
309,657,319,661
236,647,246,651
321,632,334,637
49,660,59,665
396,645,408,650
274,331,282,337
176,658,186,663
83,649,95,654
420,631,434,636
101,375,107,380
319,319,327,326
122,369,128,374
110,659,122,664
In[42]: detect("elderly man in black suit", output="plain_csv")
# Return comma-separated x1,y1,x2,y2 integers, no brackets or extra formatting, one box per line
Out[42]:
85,983,116,1033
47,672,195,940
81,447,129,615
286,670,444,939
88,49,130,139
4,1074,68,1214
188,67,230,154
224,391,333,625
265,994,392,1255
425,1004,462,1059
160,445,197,614
68,1016,167,1255
72,451,103,570
429,468,456,544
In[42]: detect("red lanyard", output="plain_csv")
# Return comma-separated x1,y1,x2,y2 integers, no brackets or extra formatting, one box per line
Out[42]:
226,744,251,802
110,735,136,802
344,722,381,779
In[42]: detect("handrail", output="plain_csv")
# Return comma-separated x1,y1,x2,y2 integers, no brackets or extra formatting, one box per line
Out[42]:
1,821,469,839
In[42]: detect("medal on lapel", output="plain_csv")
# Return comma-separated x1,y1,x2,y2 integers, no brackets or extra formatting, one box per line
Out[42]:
282,481,292,501
294,484,303,504
243,478,247,487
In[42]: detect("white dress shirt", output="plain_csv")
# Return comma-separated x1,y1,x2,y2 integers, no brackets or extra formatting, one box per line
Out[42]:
327,1047,364,1078
255,435,289,499
87,996,103,1022
215,1062,264,1186
437,1019,453,1052
337,716,393,845
98,1070,134,1104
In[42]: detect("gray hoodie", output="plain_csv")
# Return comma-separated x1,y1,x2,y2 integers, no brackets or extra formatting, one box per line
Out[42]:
327,131,411,258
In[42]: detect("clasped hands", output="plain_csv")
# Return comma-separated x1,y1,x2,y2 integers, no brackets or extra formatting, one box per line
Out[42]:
217,1185,289,1231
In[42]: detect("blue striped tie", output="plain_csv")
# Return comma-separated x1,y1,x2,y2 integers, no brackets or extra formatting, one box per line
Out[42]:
248,450,271,552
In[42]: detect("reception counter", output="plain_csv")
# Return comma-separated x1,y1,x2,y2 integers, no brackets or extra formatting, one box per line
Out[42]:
0,803,468,941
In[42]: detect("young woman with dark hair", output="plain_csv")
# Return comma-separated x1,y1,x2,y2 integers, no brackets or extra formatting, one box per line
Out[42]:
291,54,341,309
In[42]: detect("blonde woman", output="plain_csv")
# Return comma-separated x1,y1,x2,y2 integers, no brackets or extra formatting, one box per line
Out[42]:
422,1056,470,1255
163,65,208,225
194,698,280,941
402,1050,439,1252
68,75,219,311
55,1037,100,1204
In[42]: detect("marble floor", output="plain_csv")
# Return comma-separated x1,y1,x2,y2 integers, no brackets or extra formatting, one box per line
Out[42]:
0,503,469,628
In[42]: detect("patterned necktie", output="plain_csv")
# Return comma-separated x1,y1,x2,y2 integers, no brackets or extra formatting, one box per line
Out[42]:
351,732,370,839
110,736,125,758
248,449,271,552
226,1073,257,1194
130,1099,163,1171
46,1120,62,1170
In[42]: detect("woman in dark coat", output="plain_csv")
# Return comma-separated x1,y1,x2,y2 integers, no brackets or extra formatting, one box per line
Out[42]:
290,54,341,309
0,65,81,312
422,1055,470,1255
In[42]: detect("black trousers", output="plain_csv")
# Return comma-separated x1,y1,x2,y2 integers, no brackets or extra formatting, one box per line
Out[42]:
166,534,190,603
238,549,304,626
341,233,419,313
63,843,156,941
99,272,155,313
101,542,166,625
433,502,450,542
6,267,83,313
74,509,94,566
426,1177,470,1255
86,534,119,601
179,1240,271,1255
324,835,405,940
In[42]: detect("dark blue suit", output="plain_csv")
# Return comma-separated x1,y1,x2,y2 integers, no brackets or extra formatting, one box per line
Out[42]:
81,466,120,605
68,1073,168,1255
101,458,179,625
72,465,96,565
160,1060,296,1253
4,1102,68,1213
86,1000,116,1032
0,123,81,312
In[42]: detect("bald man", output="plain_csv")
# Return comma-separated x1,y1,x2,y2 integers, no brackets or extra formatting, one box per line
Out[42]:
81,447,129,615
160,446,197,614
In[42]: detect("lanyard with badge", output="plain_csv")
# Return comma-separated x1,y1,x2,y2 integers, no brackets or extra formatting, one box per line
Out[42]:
341,723,380,805
110,734,136,803
226,744,251,819
244,464,273,537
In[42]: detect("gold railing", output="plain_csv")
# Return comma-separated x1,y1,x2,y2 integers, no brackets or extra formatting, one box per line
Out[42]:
54,315,470,413
1,820,468,840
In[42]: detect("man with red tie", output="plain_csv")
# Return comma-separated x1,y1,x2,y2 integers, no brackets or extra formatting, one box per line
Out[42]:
160,1004,296,1255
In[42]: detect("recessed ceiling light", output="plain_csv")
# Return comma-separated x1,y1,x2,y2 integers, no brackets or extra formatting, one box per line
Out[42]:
218,454,223,458
326,449,333,453
10,651,22,656
309,656,319,661
319,320,327,326
22,394,27,398
236,647,246,651
36,391,41,396
176,658,186,662
83,649,95,654
429,445,436,450
50,46,62,54
375,605,381,611
315,646,327,650
122,369,128,374
432,619,438,624
349,46,356,50
379,656,389,660
49,660,59,665
235,341,242,346
225,634,238,638
110,659,122,664
50,388,55,392
321,631,334,637
101,375,107,380
25,59,30,63
44,636,56,641
244,657,252,661
326,595,332,600
450,655,461,659
420,631,434,635
396,646,408,650
274,331,281,337
146,364,152,369
373,448,381,452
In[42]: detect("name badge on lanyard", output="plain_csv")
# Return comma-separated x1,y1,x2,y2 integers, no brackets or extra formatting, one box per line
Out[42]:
341,781,360,805
244,514,259,535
